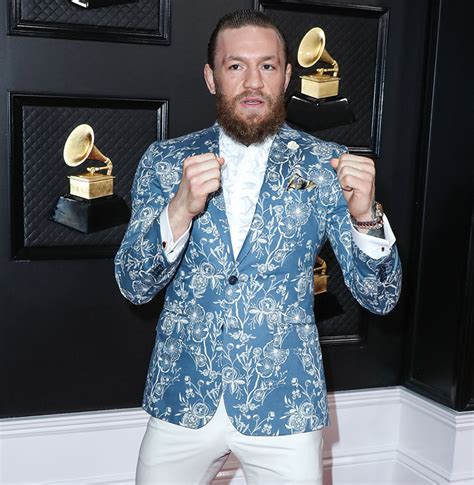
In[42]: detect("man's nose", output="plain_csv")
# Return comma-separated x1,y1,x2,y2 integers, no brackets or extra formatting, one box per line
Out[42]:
243,66,264,90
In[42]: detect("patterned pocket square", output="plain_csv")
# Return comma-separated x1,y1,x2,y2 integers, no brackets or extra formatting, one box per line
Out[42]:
287,174,317,190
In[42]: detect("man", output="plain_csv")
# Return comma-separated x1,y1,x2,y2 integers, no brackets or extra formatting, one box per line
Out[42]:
115,9,401,484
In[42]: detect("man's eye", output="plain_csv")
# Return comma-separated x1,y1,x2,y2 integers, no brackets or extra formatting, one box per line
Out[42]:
229,64,241,70
262,64,275,70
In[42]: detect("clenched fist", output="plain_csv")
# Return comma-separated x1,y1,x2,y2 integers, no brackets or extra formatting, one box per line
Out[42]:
168,153,224,239
330,153,375,222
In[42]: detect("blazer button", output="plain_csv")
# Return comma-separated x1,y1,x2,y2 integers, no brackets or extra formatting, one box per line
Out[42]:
228,275,238,285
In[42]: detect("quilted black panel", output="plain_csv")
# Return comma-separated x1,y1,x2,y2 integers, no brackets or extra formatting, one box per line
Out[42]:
258,2,387,341
19,0,159,30
316,241,362,342
11,95,167,257
261,2,387,153
9,0,170,44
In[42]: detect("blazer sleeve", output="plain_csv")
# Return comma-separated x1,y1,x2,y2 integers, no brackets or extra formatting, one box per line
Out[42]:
114,142,186,305
323,170,402,315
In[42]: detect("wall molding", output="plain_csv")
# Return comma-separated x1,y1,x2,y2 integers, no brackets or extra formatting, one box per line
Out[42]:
0,408,148,439
1,387,472,484
8,92,168,261
257,0,390,156
398,388,474,484
8,0,171,45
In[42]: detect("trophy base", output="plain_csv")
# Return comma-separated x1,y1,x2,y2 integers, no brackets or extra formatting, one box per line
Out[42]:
286,93,355,132
300,75,340,99
69,174,114,200
50,194,131,233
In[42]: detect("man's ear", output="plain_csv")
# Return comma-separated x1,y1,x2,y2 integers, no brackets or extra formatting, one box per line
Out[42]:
204,64,216,95
284,63,292,92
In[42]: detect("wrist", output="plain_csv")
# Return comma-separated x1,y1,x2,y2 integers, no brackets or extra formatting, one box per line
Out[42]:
350,199,376,221
168,198,194,239
350,201,384,230
169,195,194,219
352,210,373,222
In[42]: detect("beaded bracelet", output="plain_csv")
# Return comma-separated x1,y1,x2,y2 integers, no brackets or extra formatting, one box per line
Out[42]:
350,201,384,230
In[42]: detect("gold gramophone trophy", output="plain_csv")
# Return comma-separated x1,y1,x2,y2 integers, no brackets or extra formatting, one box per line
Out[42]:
314,256,328,295
65,124,114,199
50,124,130,233
287,27,354,131
313,255,344,322
298,27,340,99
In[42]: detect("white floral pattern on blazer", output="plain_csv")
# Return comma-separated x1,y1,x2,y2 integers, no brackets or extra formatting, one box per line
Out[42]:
115,123,402,436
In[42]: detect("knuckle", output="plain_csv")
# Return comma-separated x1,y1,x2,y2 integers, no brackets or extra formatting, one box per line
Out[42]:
362,171,373,181
187,165,199,178
183,164,191,177
183,156,194,168
189,177,199,190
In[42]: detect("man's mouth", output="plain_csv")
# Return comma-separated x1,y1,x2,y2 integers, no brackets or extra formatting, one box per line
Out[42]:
239,95,266,107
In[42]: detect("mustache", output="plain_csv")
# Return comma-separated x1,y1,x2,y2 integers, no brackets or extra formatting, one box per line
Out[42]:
234,91,271,102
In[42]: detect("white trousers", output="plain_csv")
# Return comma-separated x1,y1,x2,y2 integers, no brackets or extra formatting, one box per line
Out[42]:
136,397,323,485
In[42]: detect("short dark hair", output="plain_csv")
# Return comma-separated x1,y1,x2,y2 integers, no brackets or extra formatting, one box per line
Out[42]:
207,9,289,69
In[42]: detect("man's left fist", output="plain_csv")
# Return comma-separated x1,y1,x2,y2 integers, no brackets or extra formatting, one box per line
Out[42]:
330,153,375,221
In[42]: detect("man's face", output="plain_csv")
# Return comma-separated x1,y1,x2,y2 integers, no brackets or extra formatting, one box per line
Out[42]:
204,25,292,145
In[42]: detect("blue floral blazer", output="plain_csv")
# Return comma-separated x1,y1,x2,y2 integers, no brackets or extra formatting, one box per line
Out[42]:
114,123,402,436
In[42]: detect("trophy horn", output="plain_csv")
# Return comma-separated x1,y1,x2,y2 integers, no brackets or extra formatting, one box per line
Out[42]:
297,27,339,77
63,124,112,175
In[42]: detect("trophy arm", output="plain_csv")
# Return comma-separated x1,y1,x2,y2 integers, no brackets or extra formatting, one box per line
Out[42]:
105,157,113,176
87,157,113,176
316,60,339,78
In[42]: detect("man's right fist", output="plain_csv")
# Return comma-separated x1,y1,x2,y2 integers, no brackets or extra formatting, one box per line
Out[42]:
168,153,224,239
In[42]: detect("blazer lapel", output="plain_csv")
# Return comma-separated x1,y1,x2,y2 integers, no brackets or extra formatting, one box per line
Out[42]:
235,125,301,265
198,125,234,262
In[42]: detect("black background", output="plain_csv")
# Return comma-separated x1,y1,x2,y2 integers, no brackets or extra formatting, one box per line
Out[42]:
1,0,472,418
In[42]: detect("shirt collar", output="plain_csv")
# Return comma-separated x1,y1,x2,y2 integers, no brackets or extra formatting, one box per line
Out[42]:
218,127,275,159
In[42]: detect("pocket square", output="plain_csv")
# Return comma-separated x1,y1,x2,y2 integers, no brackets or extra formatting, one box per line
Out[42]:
287,174,317,190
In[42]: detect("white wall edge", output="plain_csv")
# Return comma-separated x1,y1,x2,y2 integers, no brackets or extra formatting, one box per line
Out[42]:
1,386,473,485
400,388,474,431
327,386,402,408
0,408,149,439
398,388,474,484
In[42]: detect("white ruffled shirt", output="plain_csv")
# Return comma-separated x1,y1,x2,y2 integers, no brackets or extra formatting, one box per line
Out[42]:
160,129,395,262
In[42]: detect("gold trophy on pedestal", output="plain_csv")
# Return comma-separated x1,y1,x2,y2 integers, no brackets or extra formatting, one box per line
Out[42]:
286,27,354,132
313,254,344,322
50,124,130,233
314,256,328,295
65,124,114,199
298,27,340,99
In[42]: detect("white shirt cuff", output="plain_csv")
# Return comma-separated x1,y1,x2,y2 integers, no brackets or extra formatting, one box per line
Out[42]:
350,214,396,260
159,205,191,263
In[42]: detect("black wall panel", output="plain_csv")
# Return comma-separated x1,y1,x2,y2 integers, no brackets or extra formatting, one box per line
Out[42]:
0,0,252,418
404,0,473,411
10,93,167,259
259,0,388,155
2,0,470,419
9,0,171,44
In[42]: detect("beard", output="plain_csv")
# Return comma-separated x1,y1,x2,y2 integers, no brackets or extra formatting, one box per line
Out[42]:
215,87,286,146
